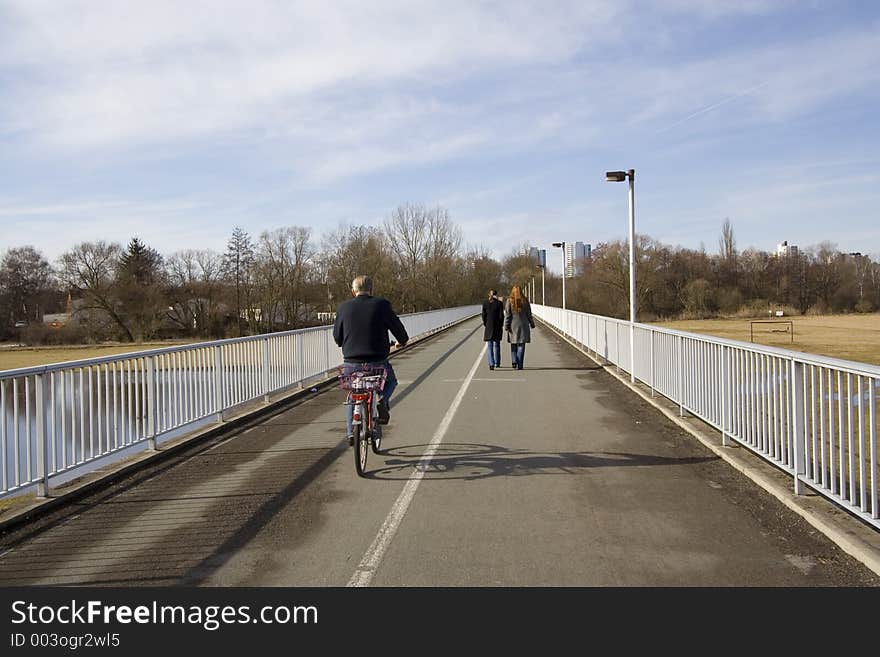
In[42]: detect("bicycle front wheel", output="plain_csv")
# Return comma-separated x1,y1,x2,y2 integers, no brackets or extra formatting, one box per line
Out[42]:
354,414,368,477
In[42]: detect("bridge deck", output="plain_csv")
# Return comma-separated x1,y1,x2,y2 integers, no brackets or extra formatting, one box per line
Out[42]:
0,318,877,586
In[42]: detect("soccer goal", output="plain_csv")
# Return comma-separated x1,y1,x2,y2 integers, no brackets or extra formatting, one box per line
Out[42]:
749,320,794,344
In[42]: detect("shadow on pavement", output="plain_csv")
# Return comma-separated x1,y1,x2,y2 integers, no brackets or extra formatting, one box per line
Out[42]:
364,442,718,481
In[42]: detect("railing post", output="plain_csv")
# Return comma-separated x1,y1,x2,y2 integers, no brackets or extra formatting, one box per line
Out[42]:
298,336,305,389
721,345,730,447
263,338,271,403
35,373,48,497
146,356,157,450
678,335,684,417
616,322,621,373
587,315,596,353
649,329,655,397
791,359,805,495
630,323,635,384
213,346,224,423
870,378,877,520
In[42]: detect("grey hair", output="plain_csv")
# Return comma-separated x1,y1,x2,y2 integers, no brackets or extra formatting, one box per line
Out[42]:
351,275,373,294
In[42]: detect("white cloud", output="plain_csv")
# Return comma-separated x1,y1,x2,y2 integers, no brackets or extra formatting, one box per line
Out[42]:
2,1,879,262
3,1,878,182
1,1,620,149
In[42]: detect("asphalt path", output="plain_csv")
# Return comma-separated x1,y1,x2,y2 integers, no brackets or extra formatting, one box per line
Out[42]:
0,317,877,586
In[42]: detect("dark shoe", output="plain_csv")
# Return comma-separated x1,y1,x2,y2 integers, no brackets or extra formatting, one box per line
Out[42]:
378,399,390,424
348,435,354,446
489,365,494,370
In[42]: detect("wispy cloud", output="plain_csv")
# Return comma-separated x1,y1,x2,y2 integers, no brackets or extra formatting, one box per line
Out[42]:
1,1,878,260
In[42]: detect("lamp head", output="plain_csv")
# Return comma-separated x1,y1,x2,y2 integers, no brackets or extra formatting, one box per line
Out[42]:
551,242,564,248
605,171,627,182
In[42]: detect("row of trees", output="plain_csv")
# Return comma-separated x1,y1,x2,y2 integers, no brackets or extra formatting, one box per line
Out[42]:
532,220,880,321
0,204,504,343
2,211,878,344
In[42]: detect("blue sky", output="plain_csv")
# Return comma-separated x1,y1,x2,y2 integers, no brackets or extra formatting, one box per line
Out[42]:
1,0,879,275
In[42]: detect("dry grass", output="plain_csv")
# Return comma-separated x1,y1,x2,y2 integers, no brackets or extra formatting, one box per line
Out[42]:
652,314,880,366
0,341,197,371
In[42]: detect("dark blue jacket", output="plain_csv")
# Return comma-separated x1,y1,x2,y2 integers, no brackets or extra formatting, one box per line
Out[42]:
333,295,409,363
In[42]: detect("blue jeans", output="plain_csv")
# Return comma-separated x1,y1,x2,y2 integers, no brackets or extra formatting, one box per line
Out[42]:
510,343,526,369
486,340,501,367
343,360,397,437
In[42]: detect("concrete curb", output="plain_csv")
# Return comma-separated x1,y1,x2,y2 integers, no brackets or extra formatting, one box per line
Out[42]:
0,313,479,534
538,318,880,578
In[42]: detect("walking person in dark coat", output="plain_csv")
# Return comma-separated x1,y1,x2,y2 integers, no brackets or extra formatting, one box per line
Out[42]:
504,285,535,370
481,289,504,370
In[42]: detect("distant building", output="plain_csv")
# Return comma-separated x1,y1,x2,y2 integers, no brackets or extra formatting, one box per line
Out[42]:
528,247,546,268
42,313,71,329
518,245,546,267
42,292,74,329
564,242,591,278
776,241,798,258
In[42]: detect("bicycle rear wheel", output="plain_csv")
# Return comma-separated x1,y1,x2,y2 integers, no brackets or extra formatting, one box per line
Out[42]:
353,412,368,477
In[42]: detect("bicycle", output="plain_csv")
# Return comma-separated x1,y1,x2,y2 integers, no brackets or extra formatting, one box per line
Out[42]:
339,364,387,477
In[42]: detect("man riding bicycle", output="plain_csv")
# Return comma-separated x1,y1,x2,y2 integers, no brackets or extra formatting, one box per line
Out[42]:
333,275,409,445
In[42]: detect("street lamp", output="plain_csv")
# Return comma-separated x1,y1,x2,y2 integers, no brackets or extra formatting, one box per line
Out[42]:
551,241,566,309
605,169,636,383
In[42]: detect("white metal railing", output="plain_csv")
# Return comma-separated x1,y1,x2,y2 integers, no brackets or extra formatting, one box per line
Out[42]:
534,304,880,531
0,305,480,499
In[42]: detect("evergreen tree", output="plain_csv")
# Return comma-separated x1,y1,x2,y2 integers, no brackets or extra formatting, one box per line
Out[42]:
116,237,166,341
222,226,256,336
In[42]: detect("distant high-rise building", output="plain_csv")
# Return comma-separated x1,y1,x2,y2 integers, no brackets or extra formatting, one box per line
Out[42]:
564,242,591,278
527,247,546,267
776,241,798,258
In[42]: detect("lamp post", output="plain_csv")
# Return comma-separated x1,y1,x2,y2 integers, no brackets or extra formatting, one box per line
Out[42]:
605,168,635,383
551,242,566,309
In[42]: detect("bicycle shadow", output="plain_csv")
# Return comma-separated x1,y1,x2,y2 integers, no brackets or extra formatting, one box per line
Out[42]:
364,442,716,481
506,366,603,371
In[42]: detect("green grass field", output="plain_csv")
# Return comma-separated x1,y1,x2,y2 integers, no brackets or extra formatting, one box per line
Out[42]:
653,314,880,366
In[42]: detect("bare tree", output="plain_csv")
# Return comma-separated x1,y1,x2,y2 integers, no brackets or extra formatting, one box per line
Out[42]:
717,217,738,290
385,204,430,312
718,218,737,261
809,241,841,312
166,249,224,336
0,246,53,332
384,203,462,312
57,241,131,341
255,226,315,330
461,247,503,304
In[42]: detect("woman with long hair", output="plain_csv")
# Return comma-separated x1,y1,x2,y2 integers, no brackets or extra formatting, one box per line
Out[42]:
503,285,535,369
